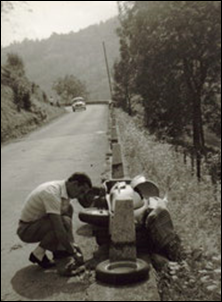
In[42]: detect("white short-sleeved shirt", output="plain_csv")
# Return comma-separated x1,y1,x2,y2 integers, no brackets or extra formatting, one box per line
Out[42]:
20,180,70,222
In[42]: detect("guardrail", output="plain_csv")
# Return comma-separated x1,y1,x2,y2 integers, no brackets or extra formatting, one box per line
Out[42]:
102,105,126,181
100,104,160,298
86,101,109,105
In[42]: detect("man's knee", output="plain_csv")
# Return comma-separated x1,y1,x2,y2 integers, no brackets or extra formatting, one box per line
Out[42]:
17,226,26,242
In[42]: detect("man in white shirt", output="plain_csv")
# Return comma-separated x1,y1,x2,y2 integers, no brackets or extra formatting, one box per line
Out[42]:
17,172,93,275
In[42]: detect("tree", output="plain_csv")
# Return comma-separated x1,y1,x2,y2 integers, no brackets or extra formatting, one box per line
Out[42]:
5,53,25,77
52,75,88,105
113,1,136,115
2,53,31,111
113,52,134,115
114,1,221,180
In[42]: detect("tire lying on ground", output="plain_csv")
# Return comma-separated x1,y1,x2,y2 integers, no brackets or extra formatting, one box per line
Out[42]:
79,208,109,227
96,259,150,285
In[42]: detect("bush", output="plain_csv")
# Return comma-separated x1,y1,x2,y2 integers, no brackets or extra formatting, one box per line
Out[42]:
117,109,221,254
12,78,31,111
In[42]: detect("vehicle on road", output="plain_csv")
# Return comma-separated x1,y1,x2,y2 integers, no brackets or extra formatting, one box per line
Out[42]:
72,97,86,112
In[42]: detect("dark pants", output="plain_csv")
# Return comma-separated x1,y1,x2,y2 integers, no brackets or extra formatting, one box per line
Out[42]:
17,206,74,252
136,208,181,261
95,207,181,261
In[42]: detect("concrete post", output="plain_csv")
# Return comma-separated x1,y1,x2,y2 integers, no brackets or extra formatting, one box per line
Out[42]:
111,127,118,144
109,198,137,262
112,143,124,179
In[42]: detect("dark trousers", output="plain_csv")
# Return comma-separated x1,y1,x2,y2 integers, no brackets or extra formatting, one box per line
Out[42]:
95,207,181,261
17,206,74,252
136,208,181,261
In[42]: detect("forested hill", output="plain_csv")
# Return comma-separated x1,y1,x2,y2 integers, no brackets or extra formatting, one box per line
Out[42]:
1,17,120,101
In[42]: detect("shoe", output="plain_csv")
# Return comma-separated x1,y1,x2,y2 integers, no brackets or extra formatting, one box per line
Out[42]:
53,248,84,266
29,253,55,269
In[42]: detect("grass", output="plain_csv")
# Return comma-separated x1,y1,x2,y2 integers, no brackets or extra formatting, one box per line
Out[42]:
116,109,221,301
1,84,65,144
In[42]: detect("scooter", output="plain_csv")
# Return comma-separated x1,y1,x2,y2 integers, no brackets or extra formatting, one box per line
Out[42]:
79,175,161,285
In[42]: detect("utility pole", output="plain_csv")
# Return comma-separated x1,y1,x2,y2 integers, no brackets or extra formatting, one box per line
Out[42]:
103,41,113,100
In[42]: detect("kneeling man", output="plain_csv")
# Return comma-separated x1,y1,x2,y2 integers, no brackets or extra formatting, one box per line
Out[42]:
17,172,92,275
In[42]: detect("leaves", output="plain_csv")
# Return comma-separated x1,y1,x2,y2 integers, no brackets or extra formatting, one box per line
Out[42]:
52,75,88,105
117,108,221,301
114,1,221,148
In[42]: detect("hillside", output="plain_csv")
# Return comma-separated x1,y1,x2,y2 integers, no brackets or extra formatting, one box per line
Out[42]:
1,65,65,144
1,17,120,101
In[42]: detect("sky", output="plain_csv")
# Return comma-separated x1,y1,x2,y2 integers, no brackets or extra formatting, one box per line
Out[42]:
1,1,118,47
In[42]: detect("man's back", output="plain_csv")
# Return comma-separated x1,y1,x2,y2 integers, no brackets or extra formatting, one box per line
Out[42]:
20,180,69,222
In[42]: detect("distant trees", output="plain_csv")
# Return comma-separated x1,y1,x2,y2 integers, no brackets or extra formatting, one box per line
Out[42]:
52,75,88,105
2,53,51,112
4,53,25,77
2,53,32,111
1,18,120,101
114,1,221,180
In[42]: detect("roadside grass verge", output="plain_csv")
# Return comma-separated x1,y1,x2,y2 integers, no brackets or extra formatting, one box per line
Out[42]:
117,109,221,301
1,85,66,144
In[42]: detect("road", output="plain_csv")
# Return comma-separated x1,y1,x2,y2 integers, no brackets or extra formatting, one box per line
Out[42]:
1,105,110,301
1,104,160,301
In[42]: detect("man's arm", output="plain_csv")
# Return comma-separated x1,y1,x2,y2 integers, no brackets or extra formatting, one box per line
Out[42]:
48,213,74,255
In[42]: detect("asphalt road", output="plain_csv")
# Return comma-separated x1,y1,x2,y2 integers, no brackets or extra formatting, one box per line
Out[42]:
1,104,160,301
1,105,110,301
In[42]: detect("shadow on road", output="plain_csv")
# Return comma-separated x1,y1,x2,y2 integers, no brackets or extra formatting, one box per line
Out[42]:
11,265,90,300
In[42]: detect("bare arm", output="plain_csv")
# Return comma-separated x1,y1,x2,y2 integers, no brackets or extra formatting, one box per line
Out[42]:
48,213,74,255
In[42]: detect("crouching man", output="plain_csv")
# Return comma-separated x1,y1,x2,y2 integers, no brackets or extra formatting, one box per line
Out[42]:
17,172,92,276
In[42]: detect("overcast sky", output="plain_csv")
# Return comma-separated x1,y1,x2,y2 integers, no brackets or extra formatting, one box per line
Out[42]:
1,1,118,47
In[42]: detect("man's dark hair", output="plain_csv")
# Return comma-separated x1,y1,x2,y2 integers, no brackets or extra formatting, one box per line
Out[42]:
68,172,92,188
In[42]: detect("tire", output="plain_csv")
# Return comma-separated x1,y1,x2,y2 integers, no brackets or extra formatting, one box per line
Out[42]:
79,208,109,227
96,259,150,285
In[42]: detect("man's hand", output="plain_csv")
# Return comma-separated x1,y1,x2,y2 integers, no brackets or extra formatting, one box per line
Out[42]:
73,243,84,265
135,207,150,228
145,210,158,228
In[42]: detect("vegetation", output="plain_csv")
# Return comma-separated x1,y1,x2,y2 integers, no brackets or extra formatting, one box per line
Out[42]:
1,17,120,101
52,75,88,105
113,1,221,180
3,53,32,111
1,53,65,143
117,109,221,301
